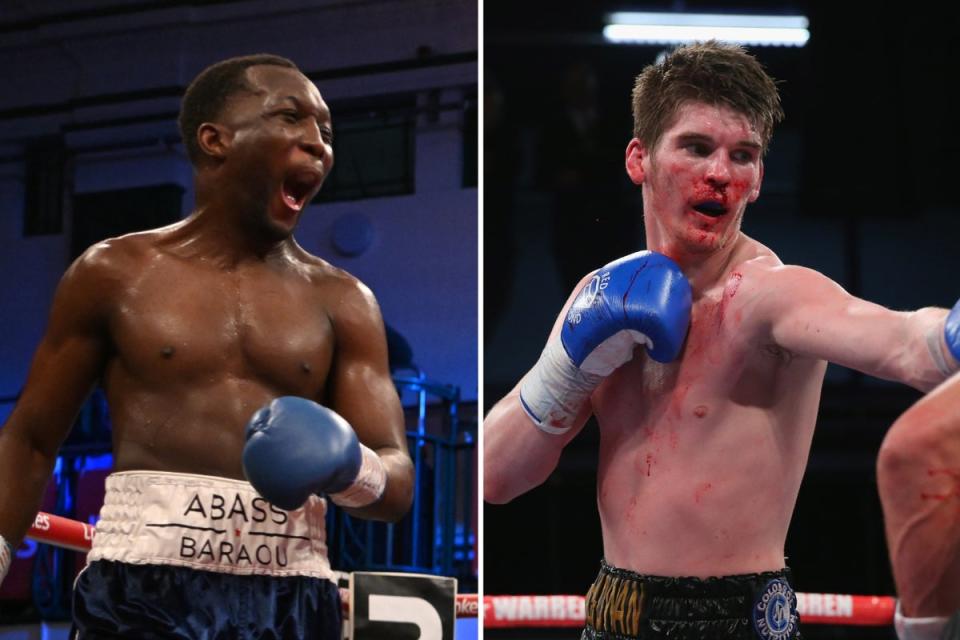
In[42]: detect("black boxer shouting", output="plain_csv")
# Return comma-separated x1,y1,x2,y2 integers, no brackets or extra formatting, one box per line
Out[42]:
0,54,413,639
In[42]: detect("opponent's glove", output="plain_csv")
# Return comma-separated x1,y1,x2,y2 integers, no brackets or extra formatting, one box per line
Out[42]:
243,397,386,511
519,251,692,434
944,299,960,365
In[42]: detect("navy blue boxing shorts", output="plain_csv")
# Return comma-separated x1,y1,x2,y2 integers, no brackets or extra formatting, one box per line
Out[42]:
72,471,341,639
582,559,801,640
73,560,341,639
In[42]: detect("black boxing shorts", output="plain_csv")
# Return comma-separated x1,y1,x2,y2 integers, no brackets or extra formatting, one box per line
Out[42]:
582,559,801,640
71,471,341,639
73,560,341,639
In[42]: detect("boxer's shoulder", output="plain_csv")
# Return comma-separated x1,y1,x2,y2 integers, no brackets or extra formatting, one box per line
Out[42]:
728,239,783,279
727,239,839,303
706,252,781,310
290,249,384,333
288,247,351,284
696,251,793,341
300,253,375,304
66,231,150,291
731,257,851,351
747,261,840,301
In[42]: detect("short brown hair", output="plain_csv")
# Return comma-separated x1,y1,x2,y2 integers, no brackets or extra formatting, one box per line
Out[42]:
631,41,783,154
178,53,300,166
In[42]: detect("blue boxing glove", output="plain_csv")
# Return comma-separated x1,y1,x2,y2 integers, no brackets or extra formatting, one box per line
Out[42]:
520,251,692,433
243,397,385,511
945,300,960,365
562,251,692,371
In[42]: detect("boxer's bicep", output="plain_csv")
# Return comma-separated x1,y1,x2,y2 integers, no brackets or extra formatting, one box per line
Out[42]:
765,266,919,380
0,247,113,544
326,279,412,521
4,247,113,457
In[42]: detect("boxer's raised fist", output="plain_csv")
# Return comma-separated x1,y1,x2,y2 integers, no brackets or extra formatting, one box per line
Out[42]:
561,251,692,376
520,251,691,433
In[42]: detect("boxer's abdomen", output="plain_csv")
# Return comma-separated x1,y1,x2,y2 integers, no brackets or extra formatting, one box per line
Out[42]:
101,247,337,479
591,288,827,576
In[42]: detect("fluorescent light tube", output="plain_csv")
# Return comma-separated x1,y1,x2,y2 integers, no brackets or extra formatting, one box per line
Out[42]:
604,12,809,47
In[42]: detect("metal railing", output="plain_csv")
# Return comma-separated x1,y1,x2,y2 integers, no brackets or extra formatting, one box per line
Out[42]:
328,371,476,581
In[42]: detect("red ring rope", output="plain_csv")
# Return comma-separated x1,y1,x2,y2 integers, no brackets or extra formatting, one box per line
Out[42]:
26,511,480,618
482,593,896,627
26,511,895,625
28,510,95,552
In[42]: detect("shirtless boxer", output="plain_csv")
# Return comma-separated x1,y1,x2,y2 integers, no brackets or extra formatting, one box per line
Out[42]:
878,364,960,639
484,41,960,640
0,54,414,638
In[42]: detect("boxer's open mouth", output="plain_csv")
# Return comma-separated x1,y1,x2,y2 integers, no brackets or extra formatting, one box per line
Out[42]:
692,201,728,217
281,169,323,211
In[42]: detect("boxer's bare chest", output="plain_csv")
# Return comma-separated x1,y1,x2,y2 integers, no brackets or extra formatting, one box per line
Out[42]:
107,251,335,399
594,269,786,438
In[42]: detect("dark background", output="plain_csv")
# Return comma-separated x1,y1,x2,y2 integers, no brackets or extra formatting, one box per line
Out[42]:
483,2,960,638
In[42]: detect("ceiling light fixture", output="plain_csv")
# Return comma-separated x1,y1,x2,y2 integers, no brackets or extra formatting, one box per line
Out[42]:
603,12,810,47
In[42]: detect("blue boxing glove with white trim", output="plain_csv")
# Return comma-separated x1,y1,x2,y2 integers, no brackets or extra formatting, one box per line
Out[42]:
243,397,386,511
519,251,692,434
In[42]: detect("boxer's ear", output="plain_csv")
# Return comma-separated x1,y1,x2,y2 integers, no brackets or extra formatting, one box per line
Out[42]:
625,138,647,185
748,159,764,203
197,122,232,161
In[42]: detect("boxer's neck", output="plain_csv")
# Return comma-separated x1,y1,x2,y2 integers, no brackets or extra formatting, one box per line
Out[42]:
651,232,747,296
170,207,294,268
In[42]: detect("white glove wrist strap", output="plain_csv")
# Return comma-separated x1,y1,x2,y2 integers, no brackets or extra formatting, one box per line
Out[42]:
519,338,602,434
330,444,387,508
1,535,12,584
894,601,948,640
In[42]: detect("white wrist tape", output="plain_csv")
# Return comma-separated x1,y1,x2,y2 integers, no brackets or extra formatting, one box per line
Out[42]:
519,338,602,435
330,444,386,508
894,600,948,640
1,535,13,584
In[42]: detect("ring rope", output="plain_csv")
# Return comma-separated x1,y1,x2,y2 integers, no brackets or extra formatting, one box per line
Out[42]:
482,593,895,627
25,511,480,618
25,511,893,625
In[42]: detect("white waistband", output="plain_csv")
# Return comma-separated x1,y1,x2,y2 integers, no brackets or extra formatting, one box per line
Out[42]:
89,470,332,579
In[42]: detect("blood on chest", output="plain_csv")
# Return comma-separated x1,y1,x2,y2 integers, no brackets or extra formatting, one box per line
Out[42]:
598,276,752,441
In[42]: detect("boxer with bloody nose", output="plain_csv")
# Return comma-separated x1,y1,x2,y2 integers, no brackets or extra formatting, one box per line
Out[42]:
485,41,960,640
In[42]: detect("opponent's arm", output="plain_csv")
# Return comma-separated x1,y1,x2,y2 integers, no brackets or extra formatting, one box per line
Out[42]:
0,244,114,578
759,264,954,390
243,278,413,522
485,252,691,504
877,370,960,621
